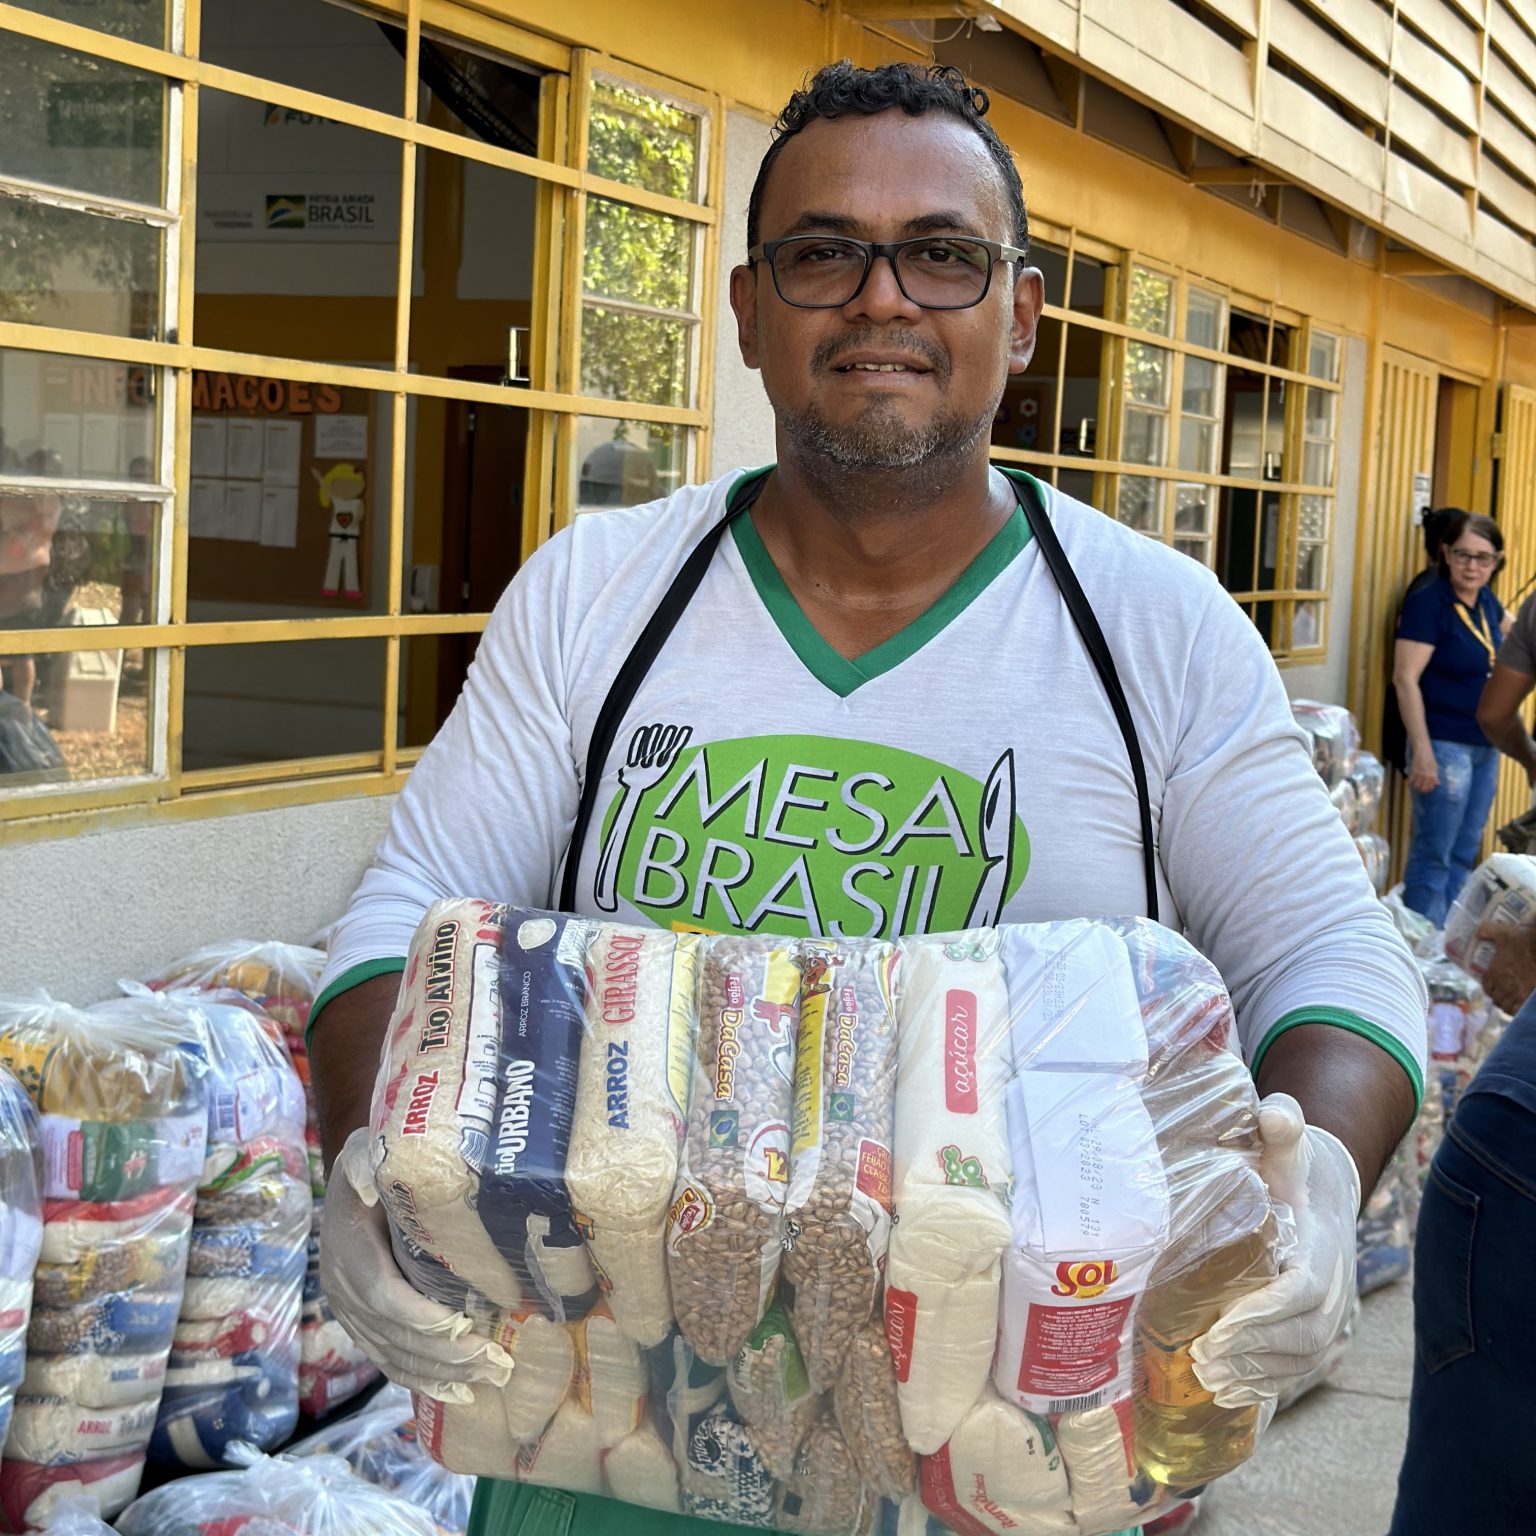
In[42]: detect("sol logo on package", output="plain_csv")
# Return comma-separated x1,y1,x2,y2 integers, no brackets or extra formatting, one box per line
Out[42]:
1050,1258,1119,1300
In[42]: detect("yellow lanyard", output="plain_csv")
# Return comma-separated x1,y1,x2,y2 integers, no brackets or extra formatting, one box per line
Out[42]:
1454,600,1496,670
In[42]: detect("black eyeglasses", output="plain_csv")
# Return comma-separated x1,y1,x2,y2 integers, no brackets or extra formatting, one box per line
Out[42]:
748,234,1027,311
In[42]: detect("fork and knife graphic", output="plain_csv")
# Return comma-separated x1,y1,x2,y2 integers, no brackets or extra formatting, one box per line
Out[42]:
594,722,694,912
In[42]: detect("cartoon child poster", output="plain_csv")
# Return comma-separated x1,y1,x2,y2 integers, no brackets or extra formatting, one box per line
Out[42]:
312,462,365,598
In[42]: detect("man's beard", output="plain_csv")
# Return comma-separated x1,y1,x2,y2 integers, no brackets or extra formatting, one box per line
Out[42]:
779,395,994,472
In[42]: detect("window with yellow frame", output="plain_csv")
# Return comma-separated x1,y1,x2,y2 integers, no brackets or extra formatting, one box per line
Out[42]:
989,232,1342,663
0,0,721,822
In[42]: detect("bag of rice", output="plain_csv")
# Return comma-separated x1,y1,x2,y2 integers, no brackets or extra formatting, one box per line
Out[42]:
567,927,697,1347
602,1419,678,1513
1445,852,1536,978
886,932,1013,1454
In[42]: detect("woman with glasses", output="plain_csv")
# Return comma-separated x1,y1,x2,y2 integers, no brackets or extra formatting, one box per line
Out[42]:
1393,509,1507,925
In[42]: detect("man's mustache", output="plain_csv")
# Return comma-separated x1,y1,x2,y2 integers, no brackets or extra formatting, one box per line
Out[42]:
812,331,948,378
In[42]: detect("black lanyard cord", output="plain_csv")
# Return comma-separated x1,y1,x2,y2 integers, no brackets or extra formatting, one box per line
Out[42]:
558,469,1159,925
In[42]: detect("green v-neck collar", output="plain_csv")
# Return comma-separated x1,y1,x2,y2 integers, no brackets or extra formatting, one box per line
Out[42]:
728,467,1038,699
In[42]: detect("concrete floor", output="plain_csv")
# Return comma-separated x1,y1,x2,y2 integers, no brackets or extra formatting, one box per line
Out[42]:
1194,1279,1413,1536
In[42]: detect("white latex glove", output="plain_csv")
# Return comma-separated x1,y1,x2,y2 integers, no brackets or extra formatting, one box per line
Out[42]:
319,1128,514,1403
1188,1093,1360,1409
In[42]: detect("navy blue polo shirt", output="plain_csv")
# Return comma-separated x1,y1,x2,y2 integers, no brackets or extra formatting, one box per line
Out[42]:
1397,575,1505,744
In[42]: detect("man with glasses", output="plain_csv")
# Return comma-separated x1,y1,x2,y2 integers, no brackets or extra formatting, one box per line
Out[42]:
309,60,1425,1536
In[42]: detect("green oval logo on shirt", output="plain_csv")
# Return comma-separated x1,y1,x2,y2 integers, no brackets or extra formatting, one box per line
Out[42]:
593,731,1029,939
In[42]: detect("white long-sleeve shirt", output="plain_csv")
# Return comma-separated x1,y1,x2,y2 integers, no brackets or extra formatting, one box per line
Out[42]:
317,469,1427,1097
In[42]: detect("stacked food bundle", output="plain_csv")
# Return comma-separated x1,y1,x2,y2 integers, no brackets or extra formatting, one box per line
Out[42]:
146,943,379,1418
0,994,206,1527
287,1384,474,1536
0,1075,40,1454
1293,700,1390,894
139,988,310,1468
371,901,1290,1536
115,1445,439,1536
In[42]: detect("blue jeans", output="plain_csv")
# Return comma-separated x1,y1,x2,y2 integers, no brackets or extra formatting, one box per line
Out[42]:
1387,999,1536,1534
1402,737,1500,927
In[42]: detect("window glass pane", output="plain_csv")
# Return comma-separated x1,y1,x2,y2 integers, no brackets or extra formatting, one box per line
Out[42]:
1126,266,1173,336
415,33,543,146
1304,386,1336,441
582,198,696,408
409,148,544,385
1292,599,1324,648
1032,241,1068,307
1057,468,1095,505
1,35,166,205
0,197,163,341
16,1,169,48
398,632,476,750
1174,536,1212,566
195,88,402,367
1182,356,1221,419
993,369,1054,454
0,633,155,787
1297,542,1327,590
1264,376,1288,480
1068,251,1108,317
1298,494,1329,543
1227,308,1268,362
1307,332,1339,381
0,349,162,481
1302,438,1333,486
3,492,162,628
1186,288,1226,350
1226,370,1264,482
1122,408,1165,466
1125,342,1170,408
589,77,702,202
1059,326,1105,458
1174,483,1215,535
1179,418,1218,474
201,0,405,114
575,418,685,512
1115,474,1160,533
182,638,384,771
184,371,393,619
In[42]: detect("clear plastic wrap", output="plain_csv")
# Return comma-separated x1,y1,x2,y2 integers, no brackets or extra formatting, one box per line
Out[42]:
144,941,378,1417
0,1070,41,1456
131,987,310,1468
1347,751,1385,836
287,1383,473,1536
1355,833,1390,895
1290,700,1359,790
0,993,207,1527
1329,778,1359,836
1444,853,1536,979
372,905,1292,1536
28,1496,114,1536
1382,886,1440,958
115,1447,439,1536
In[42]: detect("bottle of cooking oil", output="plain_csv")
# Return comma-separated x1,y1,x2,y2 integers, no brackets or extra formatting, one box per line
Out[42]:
1134,1159,1279,1490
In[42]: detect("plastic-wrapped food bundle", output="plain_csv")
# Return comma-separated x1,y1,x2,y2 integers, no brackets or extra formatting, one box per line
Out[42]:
144,941,377,1417
1382,887,1440,957
287,1384,473,1536
0,1070,41,1454
27,1496,115,1536
376,906,1292,1535
1291,700,1359,790
1348,751,1385,835
116,1447,438,1536
1356,834,1390,895
1444,853,1536,979
0,993,206,1526
1329,778,1359,836
1356,1149,1412,1295
137,987,309,1468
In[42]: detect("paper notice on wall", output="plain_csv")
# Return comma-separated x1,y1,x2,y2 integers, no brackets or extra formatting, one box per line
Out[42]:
80,414,121,478
260,485,299,548
1412,471,1432,526
190,478,228,540
226,418,264,479
226,480,263,542
42,414,81,478
263,420,301,486
191,416,228,478
313,413,367,459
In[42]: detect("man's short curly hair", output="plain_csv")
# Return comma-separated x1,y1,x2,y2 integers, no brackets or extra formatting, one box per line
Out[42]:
746,60,1027,258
